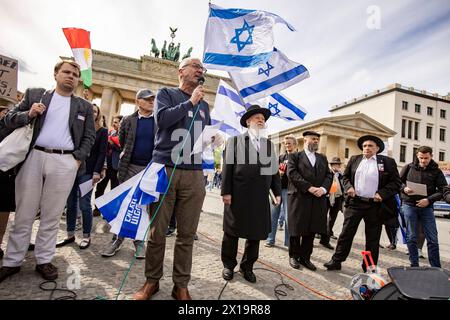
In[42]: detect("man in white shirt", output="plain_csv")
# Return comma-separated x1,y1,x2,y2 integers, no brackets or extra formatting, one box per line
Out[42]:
0,60,95,283
324,135,401,272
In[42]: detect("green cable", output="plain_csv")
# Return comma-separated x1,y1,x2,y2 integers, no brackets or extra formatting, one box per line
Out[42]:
112,103,203,300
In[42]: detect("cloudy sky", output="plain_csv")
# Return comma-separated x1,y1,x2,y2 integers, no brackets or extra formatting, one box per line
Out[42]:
1,0,449,133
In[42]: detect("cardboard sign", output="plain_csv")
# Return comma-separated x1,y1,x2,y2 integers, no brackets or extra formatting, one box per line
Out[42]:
0,54,18,103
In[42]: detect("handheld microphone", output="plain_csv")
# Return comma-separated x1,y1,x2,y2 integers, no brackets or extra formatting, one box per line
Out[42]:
198,76,205,86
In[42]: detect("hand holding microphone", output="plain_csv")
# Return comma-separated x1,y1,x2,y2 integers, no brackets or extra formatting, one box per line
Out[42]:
189,76,205,106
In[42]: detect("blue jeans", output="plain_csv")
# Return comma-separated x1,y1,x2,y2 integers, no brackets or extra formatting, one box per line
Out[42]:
402,204,441,267
266,189,289,246
66,174,93,237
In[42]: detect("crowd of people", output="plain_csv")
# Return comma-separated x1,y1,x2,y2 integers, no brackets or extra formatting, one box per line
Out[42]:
0,57,449,300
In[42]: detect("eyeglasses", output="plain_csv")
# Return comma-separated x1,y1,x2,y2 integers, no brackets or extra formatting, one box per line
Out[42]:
185,63,207,73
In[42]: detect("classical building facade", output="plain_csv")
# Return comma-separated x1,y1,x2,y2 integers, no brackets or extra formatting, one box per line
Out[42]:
329,83,450,166
67,49,229,126
269,113,396,165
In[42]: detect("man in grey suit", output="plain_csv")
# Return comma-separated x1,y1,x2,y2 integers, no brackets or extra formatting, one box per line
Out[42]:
0,60,95,283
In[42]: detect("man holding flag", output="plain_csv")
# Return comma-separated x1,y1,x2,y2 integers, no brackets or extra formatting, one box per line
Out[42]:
133,57,210,301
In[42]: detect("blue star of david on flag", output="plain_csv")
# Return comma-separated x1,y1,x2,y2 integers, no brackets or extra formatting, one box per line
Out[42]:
268,102,281,116
258,62,274,77
230,20,255,52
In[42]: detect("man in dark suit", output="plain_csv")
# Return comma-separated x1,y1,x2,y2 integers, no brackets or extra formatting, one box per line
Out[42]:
324,135,401,272
221,105,281,283
0,60,95,283
287,131,333,271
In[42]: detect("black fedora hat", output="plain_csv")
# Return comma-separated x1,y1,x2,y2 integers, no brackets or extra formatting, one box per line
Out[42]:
240,105,271,128
357,135,385,154
302,130,321,137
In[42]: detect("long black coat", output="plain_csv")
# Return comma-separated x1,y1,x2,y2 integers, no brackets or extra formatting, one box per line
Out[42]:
287,151,333,236
221,133,281,240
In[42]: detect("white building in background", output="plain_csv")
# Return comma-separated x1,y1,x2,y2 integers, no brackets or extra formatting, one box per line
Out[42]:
330,83,450,167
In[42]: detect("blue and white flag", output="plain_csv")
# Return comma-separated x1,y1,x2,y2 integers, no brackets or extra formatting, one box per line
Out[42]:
95,162,168,240
203,4,295,71
251,92,307,121
202,146,215,175
229,48,310,102
395,194,408,245
211,80,246,137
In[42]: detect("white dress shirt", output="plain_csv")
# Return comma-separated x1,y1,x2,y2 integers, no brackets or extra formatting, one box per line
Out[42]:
305,149,327,195
248,131,260,151
355,155,379,198
305,149,316,167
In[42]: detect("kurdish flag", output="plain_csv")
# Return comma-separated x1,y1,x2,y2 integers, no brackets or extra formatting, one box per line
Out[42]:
62,28,92,87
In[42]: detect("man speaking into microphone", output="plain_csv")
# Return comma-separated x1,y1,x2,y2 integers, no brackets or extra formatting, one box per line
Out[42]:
134,58,210,300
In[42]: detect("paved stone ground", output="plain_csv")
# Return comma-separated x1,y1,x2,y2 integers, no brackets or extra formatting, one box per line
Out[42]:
0,188,449,300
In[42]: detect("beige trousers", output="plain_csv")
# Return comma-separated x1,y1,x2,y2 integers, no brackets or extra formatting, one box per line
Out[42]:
144,167,205,287
3,149,78,267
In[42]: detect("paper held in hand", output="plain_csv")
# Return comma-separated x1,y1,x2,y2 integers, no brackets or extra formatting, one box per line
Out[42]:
406,181,427,196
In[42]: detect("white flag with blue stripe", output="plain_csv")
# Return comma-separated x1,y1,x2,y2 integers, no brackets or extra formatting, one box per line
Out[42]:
211,80,246,137
251,92,307,121
95,162,168,240
203,4,295,71
229,48,310,102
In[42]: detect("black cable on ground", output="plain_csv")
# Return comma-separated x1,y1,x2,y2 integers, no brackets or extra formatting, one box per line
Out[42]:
217,267,294,300
39,280,77,300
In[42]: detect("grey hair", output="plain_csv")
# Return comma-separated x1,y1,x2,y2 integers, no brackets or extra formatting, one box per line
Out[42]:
178,57,200,70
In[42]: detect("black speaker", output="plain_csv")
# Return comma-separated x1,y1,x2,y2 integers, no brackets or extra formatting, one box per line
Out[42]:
372,267,450,300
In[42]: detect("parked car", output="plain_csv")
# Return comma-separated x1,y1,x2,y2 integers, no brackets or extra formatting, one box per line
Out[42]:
433,172,450,218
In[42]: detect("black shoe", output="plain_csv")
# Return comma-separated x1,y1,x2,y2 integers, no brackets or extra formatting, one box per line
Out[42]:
222,268,234,281
93,208,101,217
239,269,256,283
289,257,301,269
320,242,334,250
0,248,3,259
324,259,341,270
193,234,199,241
299,259,317,271
0,266,21,283
28,243,35,251
56,236,75,248
166,228,175,237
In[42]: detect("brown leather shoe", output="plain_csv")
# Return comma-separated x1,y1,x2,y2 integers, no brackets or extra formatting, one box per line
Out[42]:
35,263,58,280
0,266,21,283
171,285,192,300
133,280,159,300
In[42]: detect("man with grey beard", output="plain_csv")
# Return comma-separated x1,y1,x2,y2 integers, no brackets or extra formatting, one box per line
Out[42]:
287,131,333,271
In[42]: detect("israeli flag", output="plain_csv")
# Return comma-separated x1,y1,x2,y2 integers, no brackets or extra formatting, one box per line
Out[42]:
202,147,215,175
229,48,310,102
251,92,307,121
211,80,246,137
95,162,168,240
396,194,408,245
203,4,295,71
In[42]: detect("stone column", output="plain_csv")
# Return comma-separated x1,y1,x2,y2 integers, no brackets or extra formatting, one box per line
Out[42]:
100,87,114,126
338,137,347,161
319,134,328,155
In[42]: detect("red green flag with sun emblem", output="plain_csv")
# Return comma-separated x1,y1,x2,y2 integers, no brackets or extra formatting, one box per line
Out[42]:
62,28,92,87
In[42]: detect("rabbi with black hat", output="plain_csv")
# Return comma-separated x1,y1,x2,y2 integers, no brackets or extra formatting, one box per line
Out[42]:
286,130,333,271
221,105,281,283
324,135,401,272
